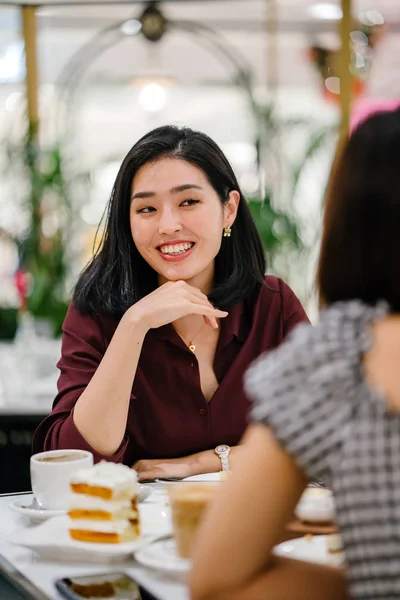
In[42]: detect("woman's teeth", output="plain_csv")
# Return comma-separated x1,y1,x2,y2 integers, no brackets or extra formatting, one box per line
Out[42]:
160,242,193,256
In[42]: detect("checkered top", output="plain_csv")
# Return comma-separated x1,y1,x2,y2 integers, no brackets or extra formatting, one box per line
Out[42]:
245,300,400,599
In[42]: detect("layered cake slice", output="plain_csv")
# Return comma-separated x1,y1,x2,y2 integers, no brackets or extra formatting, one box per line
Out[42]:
68,461,140,543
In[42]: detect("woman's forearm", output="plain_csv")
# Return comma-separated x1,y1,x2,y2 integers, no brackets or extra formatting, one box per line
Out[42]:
133,447,242,481
190,556,349,600
72,310,148,455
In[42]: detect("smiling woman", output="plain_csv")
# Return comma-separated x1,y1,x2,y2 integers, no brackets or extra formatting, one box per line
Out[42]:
32,125,308,478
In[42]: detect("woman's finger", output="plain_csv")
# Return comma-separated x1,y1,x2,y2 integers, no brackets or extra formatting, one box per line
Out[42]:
171,281,221,316
187,290,214,307
192,305,228,320
138,471,158,482
203,315,219,329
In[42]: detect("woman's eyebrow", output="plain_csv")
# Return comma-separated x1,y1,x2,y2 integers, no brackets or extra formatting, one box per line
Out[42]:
131,183,203,201
170,183,203,194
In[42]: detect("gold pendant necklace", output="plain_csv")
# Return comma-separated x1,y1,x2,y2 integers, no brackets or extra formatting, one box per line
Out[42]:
175,322,207,354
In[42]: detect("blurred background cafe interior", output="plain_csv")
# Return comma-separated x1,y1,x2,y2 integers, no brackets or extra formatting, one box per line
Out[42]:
0,0,397,494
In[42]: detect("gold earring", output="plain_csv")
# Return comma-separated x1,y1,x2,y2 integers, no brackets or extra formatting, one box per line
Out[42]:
223,226,232,238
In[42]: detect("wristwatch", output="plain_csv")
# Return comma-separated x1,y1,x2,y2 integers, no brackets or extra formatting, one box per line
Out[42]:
215,444,231,471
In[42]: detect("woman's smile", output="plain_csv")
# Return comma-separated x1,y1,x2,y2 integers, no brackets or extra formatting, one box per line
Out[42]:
157,240,196,262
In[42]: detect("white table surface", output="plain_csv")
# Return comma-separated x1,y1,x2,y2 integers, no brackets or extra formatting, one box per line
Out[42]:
0,489,189,600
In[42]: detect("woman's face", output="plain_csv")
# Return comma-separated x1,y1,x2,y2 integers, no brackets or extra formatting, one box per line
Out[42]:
130,158,239,290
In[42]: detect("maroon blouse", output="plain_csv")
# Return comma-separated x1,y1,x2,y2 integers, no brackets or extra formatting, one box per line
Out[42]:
32,276,308,465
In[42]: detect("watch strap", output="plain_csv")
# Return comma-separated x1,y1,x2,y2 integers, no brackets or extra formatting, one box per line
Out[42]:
220,453,230,471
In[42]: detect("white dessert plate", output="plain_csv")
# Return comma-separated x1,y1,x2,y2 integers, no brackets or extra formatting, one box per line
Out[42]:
9,486,152,524
274,535,344,567
134,537,191,574
9,495,65,524
155,472,222,483
7,504,172,564
138,485,152,503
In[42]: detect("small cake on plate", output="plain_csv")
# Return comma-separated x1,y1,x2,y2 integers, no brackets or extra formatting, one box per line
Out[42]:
295,486,335,524
68,461,140,543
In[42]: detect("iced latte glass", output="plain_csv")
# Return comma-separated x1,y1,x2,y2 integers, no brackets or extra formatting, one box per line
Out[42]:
168,484,218,558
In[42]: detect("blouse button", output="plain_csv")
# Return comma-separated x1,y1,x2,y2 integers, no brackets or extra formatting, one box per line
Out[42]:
199,408,207,416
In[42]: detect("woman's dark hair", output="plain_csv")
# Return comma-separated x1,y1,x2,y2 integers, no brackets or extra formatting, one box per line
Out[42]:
74,125,266,315
317,107,400,310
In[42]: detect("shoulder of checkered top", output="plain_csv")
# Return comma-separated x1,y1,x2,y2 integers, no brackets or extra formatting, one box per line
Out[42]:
244,300,390,485
245,299,389,413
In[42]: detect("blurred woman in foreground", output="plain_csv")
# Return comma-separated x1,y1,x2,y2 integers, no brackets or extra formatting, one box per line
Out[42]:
189,108,400,600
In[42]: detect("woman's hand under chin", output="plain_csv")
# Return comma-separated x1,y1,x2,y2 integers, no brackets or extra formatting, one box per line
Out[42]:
124,280,227,332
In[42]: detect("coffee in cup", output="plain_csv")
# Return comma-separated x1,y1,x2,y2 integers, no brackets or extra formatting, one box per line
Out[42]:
36,453,88,463
30,449,93,510
168,484,218,558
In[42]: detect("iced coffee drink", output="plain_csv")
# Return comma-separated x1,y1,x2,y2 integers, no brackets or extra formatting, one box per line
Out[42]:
168,484,218,558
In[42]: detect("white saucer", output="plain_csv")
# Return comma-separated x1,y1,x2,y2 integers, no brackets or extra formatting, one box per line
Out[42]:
182,473,221,482
9,496,65,524
156,473,222,483
274,535,344,567
134,538,191,574
9,486,151,525
7,504,172,564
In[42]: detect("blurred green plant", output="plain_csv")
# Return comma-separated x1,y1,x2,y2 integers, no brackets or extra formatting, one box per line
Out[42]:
0,307,18,340
249,102,335,273
248,194,302,262
0,126,72,338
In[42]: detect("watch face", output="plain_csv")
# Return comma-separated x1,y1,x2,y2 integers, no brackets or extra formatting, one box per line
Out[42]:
215,444,229,455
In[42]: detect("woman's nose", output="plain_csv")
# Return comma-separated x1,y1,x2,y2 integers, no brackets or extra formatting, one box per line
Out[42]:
158,208,182,235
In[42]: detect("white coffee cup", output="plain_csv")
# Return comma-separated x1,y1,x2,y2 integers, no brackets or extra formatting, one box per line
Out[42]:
30,449,94,510
295,486,335,524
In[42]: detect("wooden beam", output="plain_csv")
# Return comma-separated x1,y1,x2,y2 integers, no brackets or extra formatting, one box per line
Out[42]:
21,5,39,133
338,0,352,141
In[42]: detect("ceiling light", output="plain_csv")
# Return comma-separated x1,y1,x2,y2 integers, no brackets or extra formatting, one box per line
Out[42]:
308,3,343,20
325,77,340,95
120,19,142,36
354,53,365,69
366,10,385,25
138,83,167,112
359,11,385,26
350,31,369,45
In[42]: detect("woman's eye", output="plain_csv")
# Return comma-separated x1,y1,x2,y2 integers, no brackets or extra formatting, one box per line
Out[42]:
137,206,155,214
181,199,199,207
